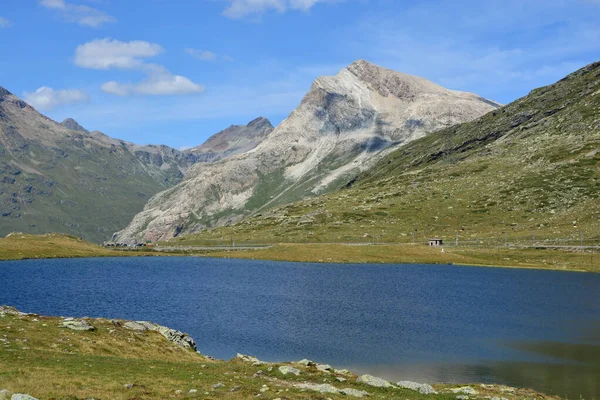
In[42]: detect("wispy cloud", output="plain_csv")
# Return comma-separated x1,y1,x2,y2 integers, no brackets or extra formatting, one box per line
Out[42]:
75,38,204,96
39,0,115,28
0,17,12,28
221,0,341,19
185,48,233,62
23,86,89,111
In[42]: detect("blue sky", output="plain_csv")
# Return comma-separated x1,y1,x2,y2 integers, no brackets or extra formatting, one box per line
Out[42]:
0,0,599,149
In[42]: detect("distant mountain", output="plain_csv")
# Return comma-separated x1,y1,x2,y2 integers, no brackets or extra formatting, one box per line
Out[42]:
60,118,89,133
186,61,600,245
114,60,500,243
187,117,274,163
0,86,199,242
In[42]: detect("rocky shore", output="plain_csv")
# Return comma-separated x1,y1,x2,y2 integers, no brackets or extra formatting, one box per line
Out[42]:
0,306,562,400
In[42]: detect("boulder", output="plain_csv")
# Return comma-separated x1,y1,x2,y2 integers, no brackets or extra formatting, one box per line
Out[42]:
123,321,150,332
316,363,334,372
451,386,479,395
236,353,262,364
296,359,315,366
11,395,38,400
357,374,395,388
341,388,370,398
397,381,438,394
155,325,196,351
279,366,301,376
59,319,95,331
296,383,340,394
0,390,9,400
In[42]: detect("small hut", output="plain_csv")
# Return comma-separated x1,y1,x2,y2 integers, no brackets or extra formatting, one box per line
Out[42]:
428,238,444,247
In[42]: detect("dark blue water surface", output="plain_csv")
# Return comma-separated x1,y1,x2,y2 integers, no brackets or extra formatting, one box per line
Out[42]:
1,257,599,398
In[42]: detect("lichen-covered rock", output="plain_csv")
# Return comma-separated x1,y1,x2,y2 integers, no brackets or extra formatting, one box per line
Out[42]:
279,366,301,376
155,325,196,351
357,374,395,388
236,353,263,364
11,395,38,400
397,380,438,394
123,321,150,332
316,363,333,372
451,386,479,395
341,388,370,398
296,383,340,394
59,319,94,331
0,389,9,400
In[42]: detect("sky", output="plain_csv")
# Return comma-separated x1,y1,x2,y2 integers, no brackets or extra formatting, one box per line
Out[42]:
0,0,599,149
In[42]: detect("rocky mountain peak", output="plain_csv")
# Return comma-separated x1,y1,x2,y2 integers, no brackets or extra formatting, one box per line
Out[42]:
247,117,273,130
0,86,13,98
61,118,89,133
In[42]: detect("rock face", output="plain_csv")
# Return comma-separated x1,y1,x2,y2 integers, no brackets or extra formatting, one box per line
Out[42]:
0,87,199,242
187,117,274,163
115,60,500,243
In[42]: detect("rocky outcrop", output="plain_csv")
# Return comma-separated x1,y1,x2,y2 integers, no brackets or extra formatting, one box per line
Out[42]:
357,374,395,388
122,319,196,350
397,381,438,394
115,60,500,243
187,117,274,163
59,318,95,331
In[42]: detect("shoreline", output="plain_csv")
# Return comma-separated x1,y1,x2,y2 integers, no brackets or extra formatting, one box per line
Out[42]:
0,306,566,400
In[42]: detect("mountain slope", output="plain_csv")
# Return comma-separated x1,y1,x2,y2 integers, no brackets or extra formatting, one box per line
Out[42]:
115,60,500,243
176,61,600,246
0,87,199,242
187,117,274,163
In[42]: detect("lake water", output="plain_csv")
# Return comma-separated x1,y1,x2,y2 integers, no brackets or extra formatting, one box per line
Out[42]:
1,257,599,398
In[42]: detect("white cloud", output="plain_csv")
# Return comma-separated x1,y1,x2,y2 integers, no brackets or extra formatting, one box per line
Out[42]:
185,48,234,62
102,74,205,96
23,86,89,111
0,17,12,28
39,0,115,27
101,65,204,96
222,0,337,19
75,38,163,69
186,49,217,61
74,38,205,97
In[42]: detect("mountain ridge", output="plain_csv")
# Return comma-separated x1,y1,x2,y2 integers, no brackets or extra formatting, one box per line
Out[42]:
114,60,501,243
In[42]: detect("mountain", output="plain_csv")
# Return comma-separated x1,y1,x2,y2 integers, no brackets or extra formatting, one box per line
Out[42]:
60,118,89,133
0,86,199,242
114,60,501,243
177,61,600,246
186,117,274,163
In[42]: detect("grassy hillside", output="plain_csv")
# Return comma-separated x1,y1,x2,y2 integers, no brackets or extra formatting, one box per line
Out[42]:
169,62,600,252
0,233,152,260
0,307,563,400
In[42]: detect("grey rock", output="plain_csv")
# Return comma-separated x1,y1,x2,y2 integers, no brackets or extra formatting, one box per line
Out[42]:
357,374,395,388
11,395,38,400
155,325,196,350
295,383,340,394
451,387,479,395
397,380,438,394
491,397,509,400
189,389,198,394
211,383,225,389
341,388,370,398
316,363,333,372
278,366,301,376
0,389,9,400
335,377,347,382
456,396,469,400
59,319,94,331
296,358,315,366
229,386,241,392
123,321,149,332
